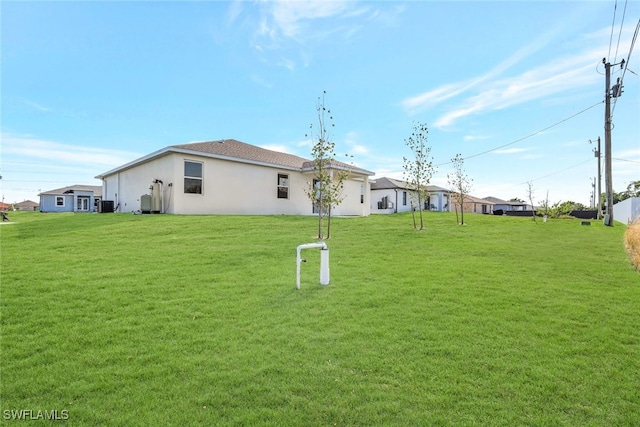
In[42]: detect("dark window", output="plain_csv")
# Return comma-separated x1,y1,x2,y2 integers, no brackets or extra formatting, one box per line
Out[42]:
56,196,64,207
277,173,289,199
184,161,203,194
403,191,407,206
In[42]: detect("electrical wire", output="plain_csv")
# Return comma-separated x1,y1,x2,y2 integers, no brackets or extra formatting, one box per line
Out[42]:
434,101,603,167
612,18,640,116
608,0,618,61
517,159,593,186
613,0,628,64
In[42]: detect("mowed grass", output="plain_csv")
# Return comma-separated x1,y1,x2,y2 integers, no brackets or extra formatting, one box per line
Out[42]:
1,211,638,426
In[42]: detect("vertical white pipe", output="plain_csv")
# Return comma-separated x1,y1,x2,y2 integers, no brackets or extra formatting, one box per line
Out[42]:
320,248,329,285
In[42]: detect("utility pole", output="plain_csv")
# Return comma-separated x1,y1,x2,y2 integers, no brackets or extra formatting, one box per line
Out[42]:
591,177,596,209
602,58,624,227
590,137,602,219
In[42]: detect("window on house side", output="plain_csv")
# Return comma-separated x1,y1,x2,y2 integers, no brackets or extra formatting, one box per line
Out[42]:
184,161,203,194
277,173,289,199
403,191,407,206
56,196,64,207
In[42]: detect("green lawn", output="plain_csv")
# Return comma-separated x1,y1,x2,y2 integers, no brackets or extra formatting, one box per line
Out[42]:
1,211,638,426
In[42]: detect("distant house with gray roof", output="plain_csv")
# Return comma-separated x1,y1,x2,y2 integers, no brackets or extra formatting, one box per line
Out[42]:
95,139,374,216
483,196,530,212
15,200,39,211
370,177,450,214
39,185,102,213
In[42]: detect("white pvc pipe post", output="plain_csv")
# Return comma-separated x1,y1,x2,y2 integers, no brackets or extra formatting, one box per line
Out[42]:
320,248,329,286
296,242,328,290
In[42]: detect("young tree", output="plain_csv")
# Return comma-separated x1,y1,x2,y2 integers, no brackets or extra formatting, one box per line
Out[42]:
304,91,348,239
447,154,472,225
526,181,536,222
402,121,435,230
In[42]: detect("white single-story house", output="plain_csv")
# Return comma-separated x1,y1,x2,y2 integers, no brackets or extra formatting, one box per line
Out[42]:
613,197,640,224
39,185,102,213
370,177,450,214
95,139,374,216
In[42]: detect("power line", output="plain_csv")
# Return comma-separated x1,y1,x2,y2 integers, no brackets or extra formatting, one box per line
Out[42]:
517,159,592,186
613,157,640,163
611,18,639,117
434,100,603,167
608,0,618,61
613,0,628,64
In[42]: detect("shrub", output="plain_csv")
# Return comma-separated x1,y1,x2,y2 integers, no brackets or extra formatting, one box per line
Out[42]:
624,220,640,271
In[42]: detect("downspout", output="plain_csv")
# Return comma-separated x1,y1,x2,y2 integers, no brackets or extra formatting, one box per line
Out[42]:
394,189,398,213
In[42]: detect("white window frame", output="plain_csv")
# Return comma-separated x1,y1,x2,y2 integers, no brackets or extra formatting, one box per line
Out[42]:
277,173,289,199
184,160,203,195
56,196,65,207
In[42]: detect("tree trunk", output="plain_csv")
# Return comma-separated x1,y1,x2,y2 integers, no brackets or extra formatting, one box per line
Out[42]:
417,194,424,230
411,203,417,230
326,204,332,239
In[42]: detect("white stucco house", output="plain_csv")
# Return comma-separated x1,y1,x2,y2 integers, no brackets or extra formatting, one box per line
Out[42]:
95,139,374,216
370,177,450,214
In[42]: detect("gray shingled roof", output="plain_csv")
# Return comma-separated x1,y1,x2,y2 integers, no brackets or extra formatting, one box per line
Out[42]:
371,177,449,193
97,139,374,179
173,139,310,169
38,185,102,197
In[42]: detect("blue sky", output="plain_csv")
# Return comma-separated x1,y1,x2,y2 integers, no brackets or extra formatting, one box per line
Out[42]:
2,1,639,207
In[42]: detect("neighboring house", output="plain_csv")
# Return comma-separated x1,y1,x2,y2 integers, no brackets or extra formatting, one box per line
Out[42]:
613,197,640,224
39,185,102,213
15,200,39,211
483,196,531,212
0,202,12,211
95,139,374,216
451,193,495,214
370,177,414,214
370,177,450,214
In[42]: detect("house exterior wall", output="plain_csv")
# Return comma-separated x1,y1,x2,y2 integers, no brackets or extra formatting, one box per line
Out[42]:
427,191,449,212
39,191,96,213
371,188,450,214
371,189,412,214
461,201,493,214
613,197,640,224
102,154,177,213
101,153,371,216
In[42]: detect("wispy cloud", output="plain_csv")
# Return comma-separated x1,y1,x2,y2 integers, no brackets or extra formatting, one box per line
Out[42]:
494,148,528,155
22,99,51,112
400,21,566,116
432,57,597,129
246,1,402,69
401,21,636,129
1,133,141,170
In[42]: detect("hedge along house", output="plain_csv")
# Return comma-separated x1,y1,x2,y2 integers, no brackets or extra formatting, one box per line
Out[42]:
38,185,102,213
95,139,374,216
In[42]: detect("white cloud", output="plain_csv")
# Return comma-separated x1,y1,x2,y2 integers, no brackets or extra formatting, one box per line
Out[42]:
433,59,597,129
1,133,141,169
270,0,351,39
494,148,528,155
259,143,294,154
402,21,639,129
